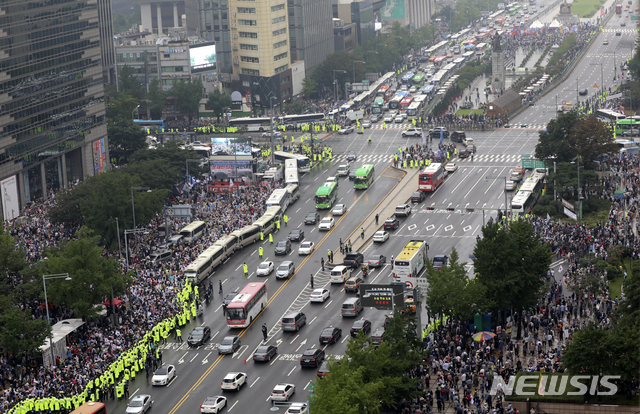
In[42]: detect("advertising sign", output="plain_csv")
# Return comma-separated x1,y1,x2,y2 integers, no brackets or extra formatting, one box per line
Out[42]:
93,138,107,174
359,284,405,310
210,160,252,179
564,207,577,221
381,0,405,19
210,138,252,156
1,175,19,221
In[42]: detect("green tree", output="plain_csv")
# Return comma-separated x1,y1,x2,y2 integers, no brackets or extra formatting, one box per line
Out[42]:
172,77,204,119
568,114,617,168
41,228,131,319
283,100,307,114
130,140,202,180
535,111,579,162
473,220,551,337
424,248,488,320
147,78,167,119
206,89,232,123
0,296,50,357
106,92,140,121
107,117,148,165
118,65,143,101
301,77,319,98
0,224,27,286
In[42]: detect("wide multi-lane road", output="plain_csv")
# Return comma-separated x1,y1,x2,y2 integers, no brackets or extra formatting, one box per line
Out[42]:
105,9,633,413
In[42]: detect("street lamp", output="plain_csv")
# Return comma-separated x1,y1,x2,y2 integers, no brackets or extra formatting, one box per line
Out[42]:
353,60,365,84
269,96,278,165
124,228,149,272
42,273,72,370
131,186,151,229
185,158,202,185
132,105,140,120
485,176,510,227
570,156,583,223
332,70,347,103
590,63,604,96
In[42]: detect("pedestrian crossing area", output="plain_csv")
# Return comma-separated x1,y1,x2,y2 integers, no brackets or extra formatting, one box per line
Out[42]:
367,123,410,129
332,153,522,163
603,28,635,34
506,124,547,130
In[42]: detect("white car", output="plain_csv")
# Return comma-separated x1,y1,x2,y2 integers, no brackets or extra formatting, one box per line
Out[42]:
285,403,309,414
394,115,404,123
256,261,274,276
338,126,354,135
409,86,417,93
332,204,347,215
444,162,458,172
270,383,296,401
298,241,315,255
126,394,152,414
221,372,247,391
261,131,282,138
310,288,330,303
362,120,372,128
505,180,517,191
318,217,335,230
200,396,227,414
372,230,389,243
152,365,176,386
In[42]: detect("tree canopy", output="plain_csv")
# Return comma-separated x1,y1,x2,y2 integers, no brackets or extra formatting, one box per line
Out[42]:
107,117,148,165
206,90,232,122
310,310,424,414
424,248,488,320
147,78,167,119
172,78,204,118
473,220,551,334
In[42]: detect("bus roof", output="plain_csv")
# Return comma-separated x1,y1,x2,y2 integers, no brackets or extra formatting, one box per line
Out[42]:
316,182,337,195
181,221,205,232
355,164,374,176
70,402,106,414
421,163,443,174
396,240,426,261
227,282,266,307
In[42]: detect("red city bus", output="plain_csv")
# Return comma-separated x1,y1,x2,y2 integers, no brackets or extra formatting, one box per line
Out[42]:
616,4,622,13
71,402,106,414
376,85,390,99
226,282,268,328
419,163,445,192
399,97,414,111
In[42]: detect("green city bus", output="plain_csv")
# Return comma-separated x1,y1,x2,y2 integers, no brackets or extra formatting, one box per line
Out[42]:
412,74,425,86
354,164,375,190
615,118,640,135
315,182,338,209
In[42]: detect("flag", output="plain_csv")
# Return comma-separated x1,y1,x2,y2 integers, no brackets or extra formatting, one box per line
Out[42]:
440,129,444,144
546,213,551,221
229,179,234,187
538,373,547,396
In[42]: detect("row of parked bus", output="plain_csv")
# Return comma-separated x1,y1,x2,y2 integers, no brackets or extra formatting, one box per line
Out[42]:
180,184,300,285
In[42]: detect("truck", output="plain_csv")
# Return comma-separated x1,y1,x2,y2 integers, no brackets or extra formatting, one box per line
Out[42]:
346,110,364,121
343,252,364,268
263,166,284,182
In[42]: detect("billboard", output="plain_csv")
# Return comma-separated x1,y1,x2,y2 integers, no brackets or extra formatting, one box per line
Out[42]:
381,0,405,19
1,175,19,222
210,138,252,156
190,44,216,71
93,138,107,174
359,284,405,310
210,160,253,179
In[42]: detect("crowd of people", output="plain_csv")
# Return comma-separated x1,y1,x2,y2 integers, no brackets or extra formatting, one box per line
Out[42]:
0,176,281,413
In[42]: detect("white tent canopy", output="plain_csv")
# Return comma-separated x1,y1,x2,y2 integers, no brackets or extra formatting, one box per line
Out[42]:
549,20,562,28
530,20,544,29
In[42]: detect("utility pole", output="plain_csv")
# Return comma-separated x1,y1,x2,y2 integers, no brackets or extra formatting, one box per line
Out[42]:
269,96,277,165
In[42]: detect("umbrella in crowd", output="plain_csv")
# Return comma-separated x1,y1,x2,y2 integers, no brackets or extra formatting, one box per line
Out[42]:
617,211,633,218
614,189,626,199
472,331,496,342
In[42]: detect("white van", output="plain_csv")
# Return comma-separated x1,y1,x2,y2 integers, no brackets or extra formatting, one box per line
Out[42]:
337,165,351,176
330,265,351,283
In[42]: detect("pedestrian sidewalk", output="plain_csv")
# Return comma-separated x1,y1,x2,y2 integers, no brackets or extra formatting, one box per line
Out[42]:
452,75,492,114
329,165,420,265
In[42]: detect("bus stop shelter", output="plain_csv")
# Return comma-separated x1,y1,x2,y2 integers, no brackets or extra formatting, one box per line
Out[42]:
40,319,85,370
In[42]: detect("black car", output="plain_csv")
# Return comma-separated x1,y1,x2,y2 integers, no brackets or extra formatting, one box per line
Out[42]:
274,239,292,255
347,151,357,162
349,170,357,181
300,348,325,367
304,212,320,224
223,290,239,311
253,345,278,362
367,254,386,268
579,89,588,96
319,327,342,344
429,127,449,138
371,328,385,345
383,217,399,230
450,131,466,142
458,149,470,159
187,326,212,347
288,228,304,242
411,191,426,203
350,319,372,337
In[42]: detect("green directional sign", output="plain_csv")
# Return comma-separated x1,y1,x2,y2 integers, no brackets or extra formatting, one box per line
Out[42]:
632,15,638,20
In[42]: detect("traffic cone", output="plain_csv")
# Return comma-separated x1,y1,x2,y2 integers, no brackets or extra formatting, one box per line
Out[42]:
244,357,247,363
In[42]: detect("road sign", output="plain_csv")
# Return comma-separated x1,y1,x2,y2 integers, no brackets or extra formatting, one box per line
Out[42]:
594,83,599,88
522,158,546,169
562,100,566,105
360,284,404,310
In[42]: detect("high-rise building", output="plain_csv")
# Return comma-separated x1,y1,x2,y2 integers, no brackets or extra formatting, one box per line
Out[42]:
288,0,335,77
0,0,108,220
380,0,435,29
198,0,233,83
228,0,293,110
98,0,117,85
332,0,376,47
138,0,200,36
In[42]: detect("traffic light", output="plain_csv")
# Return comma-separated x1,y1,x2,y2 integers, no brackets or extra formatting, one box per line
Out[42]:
466,208,475,213
446,208,455,211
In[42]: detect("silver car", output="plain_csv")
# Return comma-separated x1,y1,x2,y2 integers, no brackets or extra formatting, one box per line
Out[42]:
218,336,241,355
362,120,372,128
126,394,152,414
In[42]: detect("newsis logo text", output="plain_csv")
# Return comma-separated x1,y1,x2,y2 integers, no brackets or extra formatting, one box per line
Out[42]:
490,375,621,396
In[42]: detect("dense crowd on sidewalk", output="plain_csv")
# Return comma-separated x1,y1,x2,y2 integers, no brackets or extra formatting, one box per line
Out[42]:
0,178,279,413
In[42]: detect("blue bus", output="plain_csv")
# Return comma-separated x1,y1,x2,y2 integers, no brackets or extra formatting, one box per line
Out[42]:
133,119,166,133
400,73,415,86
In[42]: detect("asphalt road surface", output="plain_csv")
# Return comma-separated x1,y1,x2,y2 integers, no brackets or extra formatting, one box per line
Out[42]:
105,9,632,414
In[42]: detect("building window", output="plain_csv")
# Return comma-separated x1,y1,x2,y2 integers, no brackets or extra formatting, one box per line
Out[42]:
271,15,286,24
239,19,257,25
239,31,258,38
164,54,170,58
275,64,288,73
271,3,285,11
237,7,255,13
240,43,258,50
344,28,351,35
242,80,250,87
273,39,287,49
241,68,260,75
272,28,286,36
241,56,260,63
274,52,288,61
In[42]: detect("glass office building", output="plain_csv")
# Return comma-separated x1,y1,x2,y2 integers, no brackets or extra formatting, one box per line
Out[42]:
0,0,108,220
